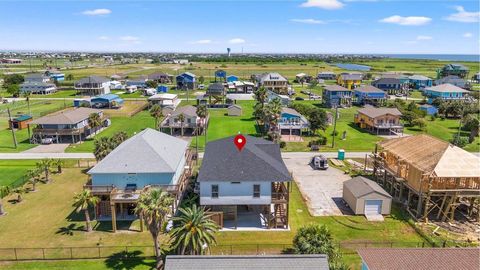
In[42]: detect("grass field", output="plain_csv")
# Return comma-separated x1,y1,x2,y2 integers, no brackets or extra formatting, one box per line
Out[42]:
0,160,39,187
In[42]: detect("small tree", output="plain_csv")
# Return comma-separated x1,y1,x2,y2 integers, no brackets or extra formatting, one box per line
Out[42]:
36,159,53,183
26,169,41,192
54,159,64,174
135,188,173,269
13,187,26,203
0,186,11,216
7,84,20,97
412,118,427,130
198,75,205,84
111,131,128,146
88,113,102,135
150,104,163,130
308,108,328,135
72,190,99,232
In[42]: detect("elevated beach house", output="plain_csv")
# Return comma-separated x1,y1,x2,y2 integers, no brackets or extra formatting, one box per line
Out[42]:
28,107,107,144
408,75,433,89
20,81,57,95
148,72,173,83
354,106,403,135
353,85,387,105
198,135,291,230
74,76,111,96
279,107,310,136
176,72,197,90
322,85,353,108
434,75,468,89
86,128,193,232
424,83,469,103
438,63,469,79
371,77,408,95
256,72,289,95
336,73,363,90
160,105,208,136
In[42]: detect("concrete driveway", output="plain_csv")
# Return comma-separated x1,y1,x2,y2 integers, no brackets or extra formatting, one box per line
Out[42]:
23,144,70,153
283,154,352,216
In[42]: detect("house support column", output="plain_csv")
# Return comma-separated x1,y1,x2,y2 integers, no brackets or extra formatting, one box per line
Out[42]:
111,203,117,233
139,213,144,232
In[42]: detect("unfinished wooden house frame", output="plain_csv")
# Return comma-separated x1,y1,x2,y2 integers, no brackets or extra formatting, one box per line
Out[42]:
372,134,479,222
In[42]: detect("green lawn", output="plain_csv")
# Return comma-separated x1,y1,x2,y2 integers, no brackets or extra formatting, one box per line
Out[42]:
0,160,39,187
66,110,156,153
0,259,155,270
31,90,78,99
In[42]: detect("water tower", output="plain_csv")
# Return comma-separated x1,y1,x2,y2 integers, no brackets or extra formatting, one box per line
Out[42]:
227,48,231,57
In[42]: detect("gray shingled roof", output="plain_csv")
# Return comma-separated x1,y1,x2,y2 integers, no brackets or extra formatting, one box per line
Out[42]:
164,255,330,270
340,73,363,80
409,75,431,81
75,76,109,84
425,83,468,93
373,77,402,85
344,176,391,198
324,85,350,92
260,72,287,83
88,128,188,174
170,105,198,117
357,106,402,118
355,85,386,94
207,83,225,95
30,107,101,125
197,135,291,182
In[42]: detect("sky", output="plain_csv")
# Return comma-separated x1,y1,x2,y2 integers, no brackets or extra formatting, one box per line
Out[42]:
0,0,479,54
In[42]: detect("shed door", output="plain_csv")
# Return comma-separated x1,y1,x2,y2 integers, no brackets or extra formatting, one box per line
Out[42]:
364,200,382,215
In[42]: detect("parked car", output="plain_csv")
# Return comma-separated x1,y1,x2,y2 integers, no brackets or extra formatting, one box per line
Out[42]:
143,88,156,96
198,84,205,90
126,85,137,93
395,93,404,97
311,155,329,170
41,137,54,144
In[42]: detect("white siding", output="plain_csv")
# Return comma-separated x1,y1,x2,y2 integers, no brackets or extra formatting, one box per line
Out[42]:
200,181,271,205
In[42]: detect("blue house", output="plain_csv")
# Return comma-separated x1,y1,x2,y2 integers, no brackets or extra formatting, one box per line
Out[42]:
408,75,433,89
157,85,169,93
87,128,192,232
48,72,65,81
91,94,124,108
434,75,468,89
371,78,408,94
215,70,227,82
176,72,197,90
354,85,387,105
424,83,469,103
419,104,438,115
227,75,239,82
322,85,353,108
279,107,310,136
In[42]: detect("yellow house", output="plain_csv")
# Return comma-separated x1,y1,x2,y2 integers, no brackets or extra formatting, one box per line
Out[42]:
337,73,363,90
354,106,403,135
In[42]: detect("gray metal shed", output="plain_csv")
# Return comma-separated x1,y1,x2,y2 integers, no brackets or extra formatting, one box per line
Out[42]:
343,176,392,215
227,105,242,116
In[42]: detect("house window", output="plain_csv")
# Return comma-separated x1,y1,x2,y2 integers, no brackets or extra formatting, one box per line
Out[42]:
253,184,261,198
231,182,241,184
211,185,219,198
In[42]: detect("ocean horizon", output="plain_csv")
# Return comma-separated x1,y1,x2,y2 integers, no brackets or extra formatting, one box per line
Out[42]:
379,54,479,62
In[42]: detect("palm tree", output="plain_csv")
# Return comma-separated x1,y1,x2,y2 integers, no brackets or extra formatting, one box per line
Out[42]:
254,86,267,105
36,159,53,183
196,105,208,152
111,131,128,146
150,104,163,130
169,205,219,255
94,137,112,161
88,113,102,135
54,159,64,174
265,98,282,143
0,186,10,216
26,168,41,192
135,188,173,269
13,187,26,203
177,113,185,136
72,190,99,232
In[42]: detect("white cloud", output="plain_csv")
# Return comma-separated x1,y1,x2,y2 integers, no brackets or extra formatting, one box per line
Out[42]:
300,0,344,10
446,6,480,23
290,19,326,24
98,36,110,41
463,32,473,38
380,15,431,26
119,36,141,44
190,39,212,44
82,9,112,16
416,35,432,40
228,38,246,44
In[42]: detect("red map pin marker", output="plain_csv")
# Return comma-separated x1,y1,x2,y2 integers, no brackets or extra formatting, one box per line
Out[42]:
234,134,246,151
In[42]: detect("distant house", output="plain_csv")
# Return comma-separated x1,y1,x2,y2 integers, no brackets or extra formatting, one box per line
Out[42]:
25,73,50,83
74,76,111,96
317,71,336,80
176,72,197,90
206,83,226,105
90,94,124,109
147,72,173,83
164,255,330,270
353,85,387,105
256,72,289,95
371,77,408,94
148,93,180,109
215,70,227,82
354,106,403,135
48,71,65,82
380,73,410,84
227,104,242,116
438,63,469,79
424,83,469,103
337,73,363,90
226,75,239,83
434,75,468,89
343,176,392,216
358,248,480,270
227,81,255,93
1,58,22,64
198,135,291,229
279,107,309,136
322,85,353,108
110,74,124,81
418,104,438,115
9,114,32,130
29,107,108,144
20,81,57,95
408,75,433,89
160,105,207,136
473,72,480,83
267,90,291,106
126,75,148,89
86,128,193,232
295,73,312,83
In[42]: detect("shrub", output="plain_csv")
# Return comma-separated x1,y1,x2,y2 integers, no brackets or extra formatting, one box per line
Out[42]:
451,135,469,147
279,141,286,148
295,97,304,101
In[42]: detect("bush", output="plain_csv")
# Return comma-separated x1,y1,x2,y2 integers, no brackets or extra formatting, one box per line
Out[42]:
331,130,338,136
451,135,469,147
308,135,327,146
295,97,304,101
279,141,286,148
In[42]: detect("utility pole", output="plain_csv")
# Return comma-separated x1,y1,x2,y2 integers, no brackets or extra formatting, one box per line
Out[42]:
7,108,18,149
331,105,338,148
